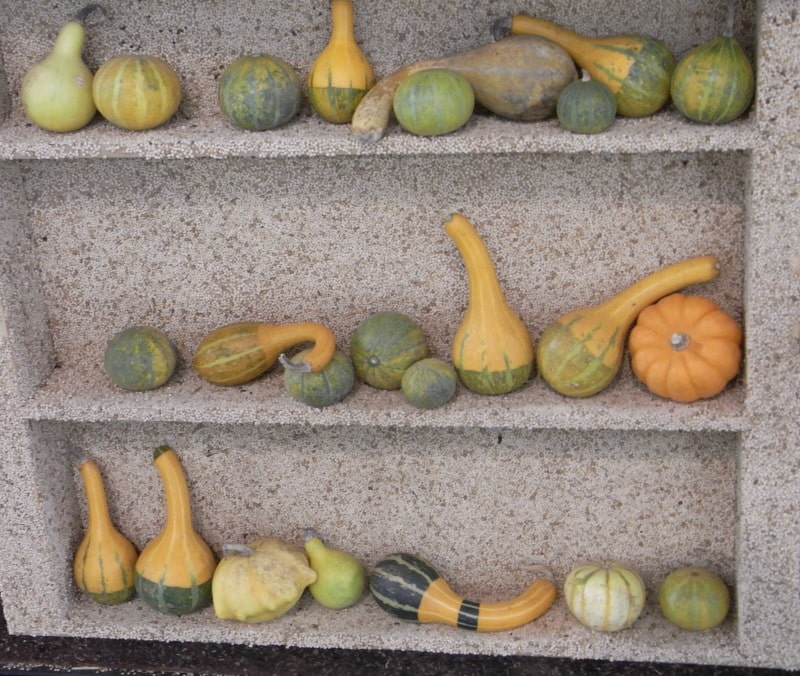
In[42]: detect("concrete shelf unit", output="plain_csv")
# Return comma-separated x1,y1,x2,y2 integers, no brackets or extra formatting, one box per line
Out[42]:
1,0,798,671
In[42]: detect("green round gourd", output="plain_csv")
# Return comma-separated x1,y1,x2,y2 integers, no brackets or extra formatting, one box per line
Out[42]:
392,68,475,136
218,55,301,131
401,358,457,409
658,566,730,630
350,312,429,390
557,77,617,134
283,348,355,408
104,326,177,391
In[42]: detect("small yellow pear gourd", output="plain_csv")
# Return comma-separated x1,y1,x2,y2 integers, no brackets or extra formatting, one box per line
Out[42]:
304,530,366,609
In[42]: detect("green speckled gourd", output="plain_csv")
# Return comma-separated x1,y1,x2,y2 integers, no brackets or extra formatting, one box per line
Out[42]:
103,326,177,391
557,75,617,134
401,357,458,409
393,69,474,136
283,348,355,407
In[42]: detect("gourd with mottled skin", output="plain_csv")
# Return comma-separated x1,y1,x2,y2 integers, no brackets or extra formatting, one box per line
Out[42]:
563,561,646,631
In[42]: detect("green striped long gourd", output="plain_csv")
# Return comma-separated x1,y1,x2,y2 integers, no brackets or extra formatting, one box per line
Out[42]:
370,553,557,632
536,255,719,397
135,446,216,615
503,14,674,117
563,561,646,631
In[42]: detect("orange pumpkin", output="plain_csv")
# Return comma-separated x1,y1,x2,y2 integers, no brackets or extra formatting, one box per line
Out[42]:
628,294,742,403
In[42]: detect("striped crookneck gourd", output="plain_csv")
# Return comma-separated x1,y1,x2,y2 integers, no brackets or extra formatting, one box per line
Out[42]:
370,552,556,632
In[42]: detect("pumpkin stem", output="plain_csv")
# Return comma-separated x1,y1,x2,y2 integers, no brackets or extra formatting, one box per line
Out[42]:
279,352,312,373
670,332,690,351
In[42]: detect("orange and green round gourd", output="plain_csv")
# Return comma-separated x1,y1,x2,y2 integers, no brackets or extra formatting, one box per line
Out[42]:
103,325,177,391
218,55,301,131
135,445,216,615
392,68,475,136
658,566,730,630
350,312,429,390
92,55,181,130
557,75,617,134
401,357,457,409
283,347,355,407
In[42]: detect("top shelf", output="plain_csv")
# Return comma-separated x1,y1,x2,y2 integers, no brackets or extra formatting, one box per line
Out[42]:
0,108,757,161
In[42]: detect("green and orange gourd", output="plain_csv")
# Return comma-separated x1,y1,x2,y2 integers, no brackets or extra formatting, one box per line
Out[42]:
445,213,534,395
135,445,216,615
536,255,720,398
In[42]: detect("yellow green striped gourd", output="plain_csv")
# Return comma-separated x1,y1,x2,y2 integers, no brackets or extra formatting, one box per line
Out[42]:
563,561,646,631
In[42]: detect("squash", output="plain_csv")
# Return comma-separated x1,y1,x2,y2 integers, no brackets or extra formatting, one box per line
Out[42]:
103,325,177,391
73,456,138,605
352,35,576,141
350,312,429,390
135,445,216,615
304,530,367,610
370,552,556,632
497,14,674,117
445,213,534,395
193,321,336,386
556,73,617,134
670,1,754,125
92,55,181,130
218,55,301,131
563,561,646,632
392,69,474,136
628,293,742,403
658,566,730,631
212,539,317,623
283,347,355,407
401,357,458,409
536,255,720,398
307,0,375,123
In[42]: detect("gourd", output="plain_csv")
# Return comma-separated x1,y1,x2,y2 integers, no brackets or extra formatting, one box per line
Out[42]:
556,73,617,134
658,566,730,631
536,255,720,398
135,445,216,615
392,69,475,136
304,530,367,609
307,0,375,123
283,347,355,408
628,293,743,403
445,213,534,395
20,4,103,132
193,321,336,386
73,455,138,605
350,312,429,390
563,561,646,632
496,14,674,117
212,539,317,623
670,0,754,124
370,552,556,632
103,325,177,391
92,55,181,130
352,35,576,141
400,357,458,409
218,55,301,131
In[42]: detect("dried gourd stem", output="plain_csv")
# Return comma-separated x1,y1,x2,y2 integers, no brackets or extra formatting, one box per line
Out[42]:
75,3,107,26
222,544,253,557
529,564,555,581
670,332,690,351
68,445,90,465
303,527,320,543
491,16,513,41
278,353,312,373
724,0,737,39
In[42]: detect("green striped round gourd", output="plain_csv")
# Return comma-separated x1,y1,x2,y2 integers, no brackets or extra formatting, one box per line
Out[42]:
283,348,355,407
400,357,457,409
392,68,475,136
556,77,617,134
103,325,177,391
563,561,646,631
92,55,181,130
658,566,730,630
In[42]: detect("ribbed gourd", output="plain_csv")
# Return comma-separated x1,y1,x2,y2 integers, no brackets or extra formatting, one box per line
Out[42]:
135,445,216,615
73,456,138,605
563,561,646,632
307,0,375,123
536,256,720,398
556,73,617,134
445,213,534,395
283,347,355,407
193,321,336,386
498,14,674,117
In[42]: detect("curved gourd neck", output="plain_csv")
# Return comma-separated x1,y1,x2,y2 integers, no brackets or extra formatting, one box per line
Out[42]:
330,0,356,42
51,21,86,58
258,321,335,372
153,446,195,536
510,15,589,57
80,459,114,535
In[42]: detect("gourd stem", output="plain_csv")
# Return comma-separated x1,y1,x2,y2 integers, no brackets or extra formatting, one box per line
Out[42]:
80,459,115,535
330,0,355,41
222,544,253,557
724,0,737,39
153,446,196,537
670,332,690,351
74,3,106,26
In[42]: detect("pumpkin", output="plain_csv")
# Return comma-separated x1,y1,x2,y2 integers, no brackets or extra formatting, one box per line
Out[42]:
370,552,556,632
563,561,646,632
352,35,576,141
400,357,457,409
445,213,534,395
658,566,730,630
350,312,429,390
135,445,216,615
628,294,742,403
392,69,474,136
536,256,720,398
193,321,336,386
218,55,301,131
556,74,617,134
73,456,138,605
307,0,375,123
283,347,355,407
92,55,181,130
500,14,674,117
103,325,177,391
